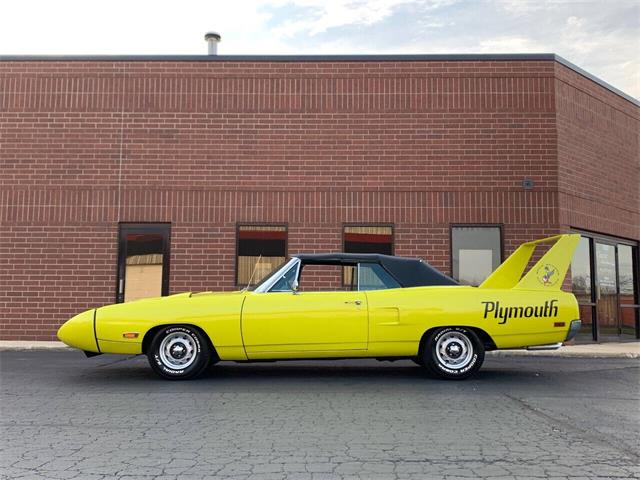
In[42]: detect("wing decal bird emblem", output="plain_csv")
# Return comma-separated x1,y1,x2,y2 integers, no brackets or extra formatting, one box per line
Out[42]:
537,264,559,286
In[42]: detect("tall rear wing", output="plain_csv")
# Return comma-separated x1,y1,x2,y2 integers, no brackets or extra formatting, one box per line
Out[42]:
479,234,580,290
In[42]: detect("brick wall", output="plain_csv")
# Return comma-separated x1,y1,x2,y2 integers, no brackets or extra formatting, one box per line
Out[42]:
0,58,634,340
555,63,640,240
0,225,116,340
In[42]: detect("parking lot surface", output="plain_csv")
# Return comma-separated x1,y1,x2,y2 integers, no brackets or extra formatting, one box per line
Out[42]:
1,351,638,480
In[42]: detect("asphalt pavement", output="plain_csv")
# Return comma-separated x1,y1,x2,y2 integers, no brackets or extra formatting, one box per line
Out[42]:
0,351,639,480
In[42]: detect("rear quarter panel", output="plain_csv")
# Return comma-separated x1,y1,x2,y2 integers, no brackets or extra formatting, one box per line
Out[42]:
365,285,579,355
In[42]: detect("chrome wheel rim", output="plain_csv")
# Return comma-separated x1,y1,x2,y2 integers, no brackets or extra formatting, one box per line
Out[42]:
159,332,197,370
435,331,473,370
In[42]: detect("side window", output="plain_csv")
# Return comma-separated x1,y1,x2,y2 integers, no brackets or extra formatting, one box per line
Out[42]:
358,263,401,291
298,264,354,292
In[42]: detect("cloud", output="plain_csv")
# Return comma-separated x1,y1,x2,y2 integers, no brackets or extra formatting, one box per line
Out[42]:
476,36,547,53
561,16,601,55
272,0,415,37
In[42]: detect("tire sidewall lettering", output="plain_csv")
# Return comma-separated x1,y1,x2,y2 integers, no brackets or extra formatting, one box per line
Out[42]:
436,353,478,375
431,327,479,378
153,326,203,377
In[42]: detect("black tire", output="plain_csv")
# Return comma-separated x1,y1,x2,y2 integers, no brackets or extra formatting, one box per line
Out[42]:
147,325,211,380
422,327,484,380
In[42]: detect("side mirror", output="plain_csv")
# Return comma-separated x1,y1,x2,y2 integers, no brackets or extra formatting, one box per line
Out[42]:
291,279,299,294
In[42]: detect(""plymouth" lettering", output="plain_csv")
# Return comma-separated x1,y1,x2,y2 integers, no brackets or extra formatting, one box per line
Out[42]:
481,299,558,324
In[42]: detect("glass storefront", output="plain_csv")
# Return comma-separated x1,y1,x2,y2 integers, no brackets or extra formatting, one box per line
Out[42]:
570,232,639,341
571,237,594,337
619,245,638,336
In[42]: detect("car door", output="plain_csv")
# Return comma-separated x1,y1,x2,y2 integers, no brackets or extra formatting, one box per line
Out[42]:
241,290,368,358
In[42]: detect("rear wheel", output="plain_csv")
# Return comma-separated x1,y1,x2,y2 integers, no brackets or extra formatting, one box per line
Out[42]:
422,327,484,380
147,325,211,380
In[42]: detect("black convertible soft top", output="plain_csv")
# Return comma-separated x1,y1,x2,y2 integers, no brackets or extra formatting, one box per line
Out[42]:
294,253,458,288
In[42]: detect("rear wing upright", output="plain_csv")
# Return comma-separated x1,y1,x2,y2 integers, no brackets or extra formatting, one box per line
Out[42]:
478,234,580,290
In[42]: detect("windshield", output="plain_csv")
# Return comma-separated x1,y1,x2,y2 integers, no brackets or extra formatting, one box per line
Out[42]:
270,263,298,292
248,262,288,291
252,258,299,292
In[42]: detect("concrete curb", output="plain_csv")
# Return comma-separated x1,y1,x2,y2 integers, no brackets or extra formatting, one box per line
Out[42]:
1,341,638,358
0,341,70,351
487,350,640,359
488,342,640,359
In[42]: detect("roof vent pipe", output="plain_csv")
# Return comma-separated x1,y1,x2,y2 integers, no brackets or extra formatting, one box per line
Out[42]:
204,32,221,55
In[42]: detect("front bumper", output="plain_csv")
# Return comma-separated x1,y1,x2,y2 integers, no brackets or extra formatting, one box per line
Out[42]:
57,309,100,353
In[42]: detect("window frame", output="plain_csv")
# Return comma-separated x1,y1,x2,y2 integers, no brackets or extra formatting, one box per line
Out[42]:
235,223,288,288
449,224,504,284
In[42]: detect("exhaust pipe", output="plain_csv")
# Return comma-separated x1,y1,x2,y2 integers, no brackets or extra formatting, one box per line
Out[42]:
204,32,221,55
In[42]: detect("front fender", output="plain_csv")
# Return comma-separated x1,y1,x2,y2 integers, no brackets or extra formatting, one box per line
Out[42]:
94,292,247,359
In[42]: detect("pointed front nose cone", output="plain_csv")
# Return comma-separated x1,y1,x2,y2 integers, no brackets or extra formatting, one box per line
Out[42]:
58,309,100,353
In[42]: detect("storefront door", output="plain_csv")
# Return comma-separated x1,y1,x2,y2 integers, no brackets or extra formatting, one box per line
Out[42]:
117,224,171,303
571,232,639,341
595,242,619,338
618,244,640,337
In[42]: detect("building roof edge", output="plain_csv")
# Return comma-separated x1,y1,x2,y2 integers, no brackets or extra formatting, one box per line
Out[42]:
0,53,637,107
553,54,639,107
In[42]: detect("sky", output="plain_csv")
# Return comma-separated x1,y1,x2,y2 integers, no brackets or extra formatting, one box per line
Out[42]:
0,0,638,98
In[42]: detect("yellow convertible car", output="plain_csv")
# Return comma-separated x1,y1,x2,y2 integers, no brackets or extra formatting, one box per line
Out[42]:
58,234,581,380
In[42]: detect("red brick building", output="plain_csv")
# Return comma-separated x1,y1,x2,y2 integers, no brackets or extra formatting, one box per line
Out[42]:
0,54,638,342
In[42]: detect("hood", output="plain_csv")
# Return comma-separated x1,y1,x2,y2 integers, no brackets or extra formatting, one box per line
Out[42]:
117,290,245,304
96,289,248,317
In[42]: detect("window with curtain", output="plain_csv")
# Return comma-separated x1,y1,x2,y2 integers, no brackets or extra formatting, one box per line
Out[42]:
237,225,287,286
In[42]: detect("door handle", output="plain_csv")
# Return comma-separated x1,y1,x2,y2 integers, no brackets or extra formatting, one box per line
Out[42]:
345,300,362,305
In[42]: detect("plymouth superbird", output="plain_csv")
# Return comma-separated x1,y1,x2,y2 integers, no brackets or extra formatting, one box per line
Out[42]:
58,234,581,380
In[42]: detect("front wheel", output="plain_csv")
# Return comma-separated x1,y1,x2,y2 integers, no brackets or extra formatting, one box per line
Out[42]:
147,325,211,380
422,327,484,380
